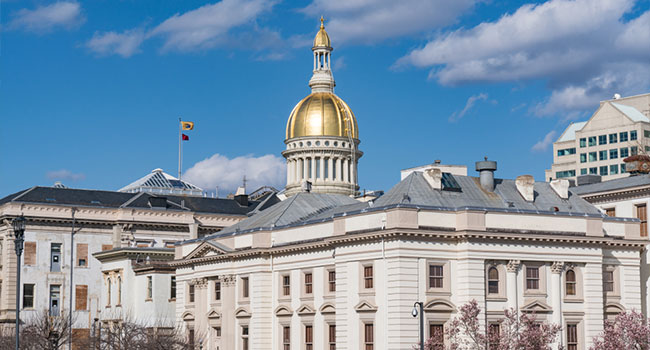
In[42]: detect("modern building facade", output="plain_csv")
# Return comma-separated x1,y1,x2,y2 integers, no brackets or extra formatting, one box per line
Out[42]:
546,93,650,182
0,185,268,339
283,18,362,197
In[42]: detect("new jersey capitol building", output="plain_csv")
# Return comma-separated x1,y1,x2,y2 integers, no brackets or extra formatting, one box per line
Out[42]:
171,20,650,350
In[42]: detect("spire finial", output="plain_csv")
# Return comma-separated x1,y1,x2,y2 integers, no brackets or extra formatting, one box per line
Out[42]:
320,16,325,29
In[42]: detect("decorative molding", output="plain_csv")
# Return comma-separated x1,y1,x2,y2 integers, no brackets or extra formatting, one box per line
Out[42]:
206,309,221,319
221,275,236,286
191,277,208,289
297,304,316,316
520,300,553,313
354,300,377,313
423,299,456,313
319,303,335,314
550,261,565,274
506,260,520,273
181,311,195,321
275,305,293,317
235,307,251,318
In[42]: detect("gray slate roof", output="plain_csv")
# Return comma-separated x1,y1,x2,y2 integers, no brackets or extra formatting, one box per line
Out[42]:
571,175,650,195
202,172,602,240
0,187,263,216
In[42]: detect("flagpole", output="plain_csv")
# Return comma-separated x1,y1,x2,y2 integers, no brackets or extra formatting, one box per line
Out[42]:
178,117,182,180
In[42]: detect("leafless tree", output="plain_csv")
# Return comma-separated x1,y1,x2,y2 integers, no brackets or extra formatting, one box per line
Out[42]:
0,310,75,350
86,315,193,350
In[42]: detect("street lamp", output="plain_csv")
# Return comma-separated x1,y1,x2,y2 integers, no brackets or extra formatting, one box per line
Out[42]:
412,301,424,350
12,215,26,350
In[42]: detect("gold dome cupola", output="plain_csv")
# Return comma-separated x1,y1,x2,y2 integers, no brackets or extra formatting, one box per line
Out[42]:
282,17,362,198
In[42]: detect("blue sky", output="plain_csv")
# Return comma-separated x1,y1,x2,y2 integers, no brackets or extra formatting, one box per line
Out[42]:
2,0,650,196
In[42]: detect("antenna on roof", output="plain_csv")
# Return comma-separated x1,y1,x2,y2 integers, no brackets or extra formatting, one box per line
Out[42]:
242,175,248,191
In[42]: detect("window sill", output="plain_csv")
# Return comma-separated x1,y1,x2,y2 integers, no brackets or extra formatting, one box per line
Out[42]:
563,298,584,303
323,294,336,300
358,290,375,297
169,298,176,302
524,291,547,298
300,295,314,302
278,296,291,302
486,296,507,302
144,298,152,303
426,290,451,296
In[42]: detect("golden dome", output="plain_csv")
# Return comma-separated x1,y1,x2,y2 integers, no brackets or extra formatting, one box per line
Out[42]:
286,92,358,139
313,16,331,48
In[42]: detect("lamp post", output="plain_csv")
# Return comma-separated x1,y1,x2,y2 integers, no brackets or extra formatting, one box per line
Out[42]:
412,301,424,350
12,216,26,350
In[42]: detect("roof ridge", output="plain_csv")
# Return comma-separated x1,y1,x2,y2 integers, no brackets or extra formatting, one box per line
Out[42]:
12,186,38,202
269,194,300,227
120,192,146,208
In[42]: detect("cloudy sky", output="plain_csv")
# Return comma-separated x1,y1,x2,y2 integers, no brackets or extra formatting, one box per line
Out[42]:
2,0,649,195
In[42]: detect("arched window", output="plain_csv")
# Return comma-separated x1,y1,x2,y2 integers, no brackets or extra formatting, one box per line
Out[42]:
566,270,576,296
488,267,499,294
117,277,122,305
106,278,112,306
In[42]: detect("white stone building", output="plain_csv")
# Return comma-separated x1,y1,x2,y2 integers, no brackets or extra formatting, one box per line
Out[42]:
546,93,650,182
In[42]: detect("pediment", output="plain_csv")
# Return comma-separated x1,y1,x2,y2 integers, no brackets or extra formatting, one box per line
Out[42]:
297,304,316,316
521,300,553,313
184,241,230,260
354,300,378,313
275,305,293,317
424,299,456,313
181,311,195,321
235,307,251,318
605,302,625,314
319,303,336,314
207,309,221,319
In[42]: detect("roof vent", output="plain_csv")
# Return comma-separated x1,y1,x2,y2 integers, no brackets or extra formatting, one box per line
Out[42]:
235,193,249,207
148,197,167,208
301,180,312,193
550,179,569,199
423,168,442,190
475,157,497,192
516,175,535,201
576,174,601,186
613,93,621,99
151,168,163,173
434,159,441,165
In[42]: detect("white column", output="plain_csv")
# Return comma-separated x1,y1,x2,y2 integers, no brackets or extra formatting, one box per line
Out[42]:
286,160,291,185
319,157,325,181
337,158,342,182
343,159,349,183
551,262,564,349
506,260,520,311
314,53,317,70
303,158,309,182
297,159,302,181
310,157,316,180
328,157,333,181
350,160,356,186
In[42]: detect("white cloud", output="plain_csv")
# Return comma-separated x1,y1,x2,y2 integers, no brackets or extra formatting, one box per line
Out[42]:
183,153,285,195
149,0,277,52
448,93,488,122
397,0,650,117
46,169,86,182
531,131,557,152
86,29,146,58
333,56,346,70
9,1,84,32
301,0,477,44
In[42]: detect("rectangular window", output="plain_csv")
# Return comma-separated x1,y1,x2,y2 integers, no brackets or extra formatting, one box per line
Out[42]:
188,329,195,349
610,164,619,175
23,283,34,309
282,275,290,296
645,130,650,138
620,131,629,142
171,276,176,299
283,326,290,350
637,204,647,237
610,149,618,159
598,135,607,145
599,150,607,161
429,324,444,350
603,271,614,292
557,148,576,156
305,272,313,294
242,277,249,298
364,266,373,289
589,167,597,175
631,130,638,140
580,153,587,163
609,133,618,143
101,244,113,251
146,276,152,299
328,270,336,292
526,267,539,290
588,136,597,146
50,243,62,272
50,284,61,316
242,326,249,350
631,146,638,156
589,152,597,162
189,284,195,303
579,138,586,147
488,324,500,349
215,281,221,301
24,242,36,266
214,327,221,337
429,265,444,289
556,170,576,178
305,325,313,350
364,323,374,350
77,243,88,267
620,148,629,158
567,324,578,350
621,163,627,173
580,168,587,175
605,207,616,217
600,166,608,176
75,284,88,310
328,325,336,350
646,146,650,152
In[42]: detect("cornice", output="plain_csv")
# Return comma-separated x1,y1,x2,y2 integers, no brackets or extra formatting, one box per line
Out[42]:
580,186,650,204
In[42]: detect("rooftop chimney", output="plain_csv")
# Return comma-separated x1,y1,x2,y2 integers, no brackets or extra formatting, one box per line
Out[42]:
423,168,442,190
301,180,312,193
550,179,569,199
475,157,497,192
516,175,535,201
234,193,249,207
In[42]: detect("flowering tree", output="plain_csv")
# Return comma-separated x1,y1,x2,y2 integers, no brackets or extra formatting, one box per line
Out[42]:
417,300,561,350
590,311,650,350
